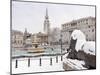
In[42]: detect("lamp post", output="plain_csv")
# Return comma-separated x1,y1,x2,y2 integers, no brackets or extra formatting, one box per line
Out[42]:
60,34,62,54
60,33,63,61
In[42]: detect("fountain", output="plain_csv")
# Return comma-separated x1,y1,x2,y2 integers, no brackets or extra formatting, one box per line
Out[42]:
27,35,45,53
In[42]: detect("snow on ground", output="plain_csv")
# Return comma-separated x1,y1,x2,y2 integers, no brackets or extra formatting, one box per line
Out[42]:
12,56,64,74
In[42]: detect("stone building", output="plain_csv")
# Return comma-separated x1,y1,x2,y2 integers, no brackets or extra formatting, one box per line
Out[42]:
36,32,48,44
61,16,96,45
12,30,24,48
31,32,48,45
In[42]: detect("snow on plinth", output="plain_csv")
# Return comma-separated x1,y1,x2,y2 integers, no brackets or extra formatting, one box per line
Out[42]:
63,58,87,70
81,41,95,55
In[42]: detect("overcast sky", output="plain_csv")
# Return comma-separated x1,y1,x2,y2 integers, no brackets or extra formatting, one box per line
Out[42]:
12,1,95,33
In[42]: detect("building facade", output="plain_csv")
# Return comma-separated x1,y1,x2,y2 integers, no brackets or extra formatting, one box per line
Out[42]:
31,32,48,45
36,32,48,45
12,30,24,48
61,16,96,45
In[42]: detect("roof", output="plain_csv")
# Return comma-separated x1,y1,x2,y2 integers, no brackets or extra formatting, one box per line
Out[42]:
62,16,95,26
12,30,23,35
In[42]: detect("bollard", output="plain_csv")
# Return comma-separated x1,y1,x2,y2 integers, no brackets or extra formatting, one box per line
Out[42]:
40,58,41,66
15,59,18,68
50,57,52,66
61,55,63,61
56,56,58,63
28,58,30,67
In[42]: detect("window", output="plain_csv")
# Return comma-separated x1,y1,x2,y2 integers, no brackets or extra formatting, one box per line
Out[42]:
86,22,88,24
86,35,88,37
86,19,88,21
17,40,19,44
14,40,16,44
92,29,94,32
71,22,77,26
88,26,90,28
14,35,16,39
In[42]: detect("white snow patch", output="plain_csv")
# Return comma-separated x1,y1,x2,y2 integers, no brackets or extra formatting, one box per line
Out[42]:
81,41,95,55
71,29,86,40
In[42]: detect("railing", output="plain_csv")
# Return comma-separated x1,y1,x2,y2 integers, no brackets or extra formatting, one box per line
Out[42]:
14,55,63,68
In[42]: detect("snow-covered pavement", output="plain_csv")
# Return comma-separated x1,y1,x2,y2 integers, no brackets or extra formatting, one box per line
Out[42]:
12,56,64,74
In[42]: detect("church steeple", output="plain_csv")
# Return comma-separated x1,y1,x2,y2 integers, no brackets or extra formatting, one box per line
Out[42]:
44,8,50,34
23,28,27,41
24,28,27,34
45,8,48,19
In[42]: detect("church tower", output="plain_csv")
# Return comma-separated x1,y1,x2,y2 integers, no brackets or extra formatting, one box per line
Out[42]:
23,28,27,45
44,8,50,34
